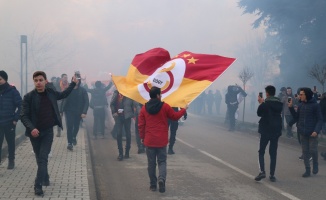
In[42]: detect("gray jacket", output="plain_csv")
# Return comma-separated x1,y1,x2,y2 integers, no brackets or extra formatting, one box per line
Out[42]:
110,90,136,119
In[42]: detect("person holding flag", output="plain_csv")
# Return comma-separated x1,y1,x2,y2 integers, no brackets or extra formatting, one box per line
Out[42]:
138,86,188,193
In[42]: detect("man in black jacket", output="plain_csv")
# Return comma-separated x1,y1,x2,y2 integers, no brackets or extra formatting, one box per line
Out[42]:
0,70,22,169
21,71,78,196
255,85,283,182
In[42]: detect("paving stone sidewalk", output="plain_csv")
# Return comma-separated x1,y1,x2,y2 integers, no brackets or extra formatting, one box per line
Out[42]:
0,127,91,200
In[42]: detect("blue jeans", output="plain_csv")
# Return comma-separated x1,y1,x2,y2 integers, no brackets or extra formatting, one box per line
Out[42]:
30,128,53,186
146,146,167,187
0,123,16,161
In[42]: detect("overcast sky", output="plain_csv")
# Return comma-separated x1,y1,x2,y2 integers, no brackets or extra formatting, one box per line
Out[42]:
0,0,263,92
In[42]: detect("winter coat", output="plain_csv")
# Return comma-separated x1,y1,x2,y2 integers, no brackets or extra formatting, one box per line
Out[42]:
290,98,323,136
138,98,186,147
257,96,283,138
319,99,326,122
62,86,89,115
0,83,22,126
110,90,136,119
85,82,112,109
21,82,76,136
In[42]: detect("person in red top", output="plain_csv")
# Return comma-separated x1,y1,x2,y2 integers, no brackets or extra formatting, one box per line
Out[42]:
138,86,188,193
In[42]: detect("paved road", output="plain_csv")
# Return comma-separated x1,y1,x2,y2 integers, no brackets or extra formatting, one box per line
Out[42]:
87,113,326,200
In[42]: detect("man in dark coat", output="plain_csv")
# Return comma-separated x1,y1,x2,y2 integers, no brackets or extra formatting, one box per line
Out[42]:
255,85,283,182
289,87,323,177
21,71,78,196
0,70,22,169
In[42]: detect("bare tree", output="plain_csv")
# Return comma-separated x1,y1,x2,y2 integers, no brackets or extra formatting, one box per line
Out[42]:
238,67,254,122
309,63,326,93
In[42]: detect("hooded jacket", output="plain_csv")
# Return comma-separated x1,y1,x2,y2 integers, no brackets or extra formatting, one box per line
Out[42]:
257,96,283,138
290,98,323,136
0,83,22,126
138,98,186,147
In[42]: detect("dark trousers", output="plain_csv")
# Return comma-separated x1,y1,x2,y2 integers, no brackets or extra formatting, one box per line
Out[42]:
65,111,81,144
30,128,53,186
285,115,293,137
146,146,167,187
115,116,131,155
258,135,279,176
227,105,238,130
301,135,318,169
0,124,16,161
168,120,179,149
134,117,144,149
93,107,105,136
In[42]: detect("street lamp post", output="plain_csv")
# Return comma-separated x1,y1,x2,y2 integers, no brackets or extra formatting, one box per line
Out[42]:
20,35,27,96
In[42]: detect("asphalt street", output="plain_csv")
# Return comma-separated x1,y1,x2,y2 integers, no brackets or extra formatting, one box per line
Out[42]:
86,112,326,200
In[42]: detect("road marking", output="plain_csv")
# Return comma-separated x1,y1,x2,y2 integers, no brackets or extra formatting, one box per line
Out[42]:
177,138,301,200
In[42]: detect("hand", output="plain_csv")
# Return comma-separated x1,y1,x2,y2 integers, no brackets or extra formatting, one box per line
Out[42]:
113,113,118,117
31,128,40,137
258,96,264,104
141,139,144,143
71,75,79,84
13,121,17,125
311,132,318,137
184,104,189,110
81,114,86,118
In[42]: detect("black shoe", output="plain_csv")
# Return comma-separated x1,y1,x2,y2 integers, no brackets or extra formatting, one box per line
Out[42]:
313,166,319,175
168,148,175,155
158,179,165,193
254,172,266,181
124,153,130,159
299,155,303,160
42,179,50,186
149,185,157,191
67,144,73,151
269,175,276,182
72,138,77,146
138,148,145,154
302,170,311,177
34,186,44,196
7,160,15,169
117,155,123,161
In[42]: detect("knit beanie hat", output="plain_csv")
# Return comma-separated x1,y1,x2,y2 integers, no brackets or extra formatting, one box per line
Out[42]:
0,70,8,81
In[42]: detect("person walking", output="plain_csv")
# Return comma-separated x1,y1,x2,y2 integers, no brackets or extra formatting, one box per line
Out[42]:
138,86,188,193
110,90,137,160
0,70,22,169
289,87,323,177
20,71,78,196
85,80,112,138
62,73,89,151
255,85,283,182
167,107,187,155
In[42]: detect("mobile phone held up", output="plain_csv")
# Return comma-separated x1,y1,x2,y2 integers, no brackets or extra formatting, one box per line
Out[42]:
259,92,263,98
288,96,292,103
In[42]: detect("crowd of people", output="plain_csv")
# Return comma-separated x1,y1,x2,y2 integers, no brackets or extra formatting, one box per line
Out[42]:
1,69,326,196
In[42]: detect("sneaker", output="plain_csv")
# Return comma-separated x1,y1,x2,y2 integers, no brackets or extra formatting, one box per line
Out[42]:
158,179,165,193
302,170,311,178
72,138,77,146
117,155,123,161
67,144,73,151
7,160,15,170
149,185,157,191
254,172,266,181
168,148,175,155
34,185,44,196
299,155,303,160
269,175,276,182
312,166,319,175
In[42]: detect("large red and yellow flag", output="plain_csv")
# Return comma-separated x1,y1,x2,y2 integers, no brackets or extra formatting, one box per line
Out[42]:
112,47,235,107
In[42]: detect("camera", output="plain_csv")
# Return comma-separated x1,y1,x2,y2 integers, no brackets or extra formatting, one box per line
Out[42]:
259,92,263,98
288,96,292,103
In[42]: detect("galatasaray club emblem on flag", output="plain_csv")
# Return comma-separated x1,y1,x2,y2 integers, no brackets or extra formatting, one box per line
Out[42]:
112,47,235,107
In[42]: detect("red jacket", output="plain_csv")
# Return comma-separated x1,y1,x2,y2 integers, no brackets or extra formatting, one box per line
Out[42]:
138,99,186,147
